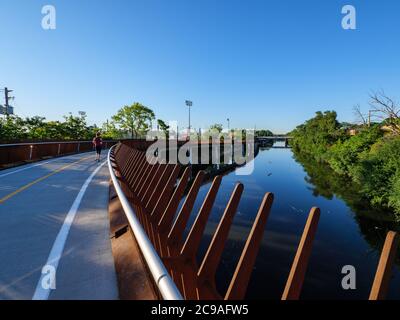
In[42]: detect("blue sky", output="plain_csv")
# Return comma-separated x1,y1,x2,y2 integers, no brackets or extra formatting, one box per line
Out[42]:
1,0,399,133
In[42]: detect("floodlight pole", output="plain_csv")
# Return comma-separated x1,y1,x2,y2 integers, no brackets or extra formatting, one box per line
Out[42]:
185,100,193,138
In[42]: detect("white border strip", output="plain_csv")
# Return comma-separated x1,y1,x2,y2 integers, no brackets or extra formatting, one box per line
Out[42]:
32,161,106,300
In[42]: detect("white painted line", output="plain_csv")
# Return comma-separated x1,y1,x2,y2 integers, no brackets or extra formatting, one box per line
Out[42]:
32,160,107,300
0,153,92,179
0,159,60,179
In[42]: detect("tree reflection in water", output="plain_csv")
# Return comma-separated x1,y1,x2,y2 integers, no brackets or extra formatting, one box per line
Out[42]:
292,150,400,264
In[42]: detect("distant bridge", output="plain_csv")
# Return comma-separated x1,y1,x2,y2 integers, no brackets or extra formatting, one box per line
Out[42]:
256,136,293,140
256,136,292,148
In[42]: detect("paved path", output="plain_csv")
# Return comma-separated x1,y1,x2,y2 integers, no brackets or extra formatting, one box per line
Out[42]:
0,152,118,300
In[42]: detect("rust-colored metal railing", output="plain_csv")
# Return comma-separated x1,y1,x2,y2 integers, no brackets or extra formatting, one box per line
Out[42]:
369,231,400,300
109,141,399,300
0,140,118,168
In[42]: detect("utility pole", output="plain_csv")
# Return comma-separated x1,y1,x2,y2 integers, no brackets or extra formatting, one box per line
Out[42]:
2,87,14,116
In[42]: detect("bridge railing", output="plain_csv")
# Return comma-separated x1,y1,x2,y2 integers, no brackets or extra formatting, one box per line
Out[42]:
0,140,118,168
107,145,183,300
107,141,327,300
108,140,400,300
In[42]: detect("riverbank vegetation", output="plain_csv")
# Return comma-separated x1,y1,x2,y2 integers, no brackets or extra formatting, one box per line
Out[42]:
290,92,400,219
0,113,103,142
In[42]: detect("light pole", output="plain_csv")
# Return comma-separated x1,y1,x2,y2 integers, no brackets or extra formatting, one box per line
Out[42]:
227,118,230,131
185,100,193,138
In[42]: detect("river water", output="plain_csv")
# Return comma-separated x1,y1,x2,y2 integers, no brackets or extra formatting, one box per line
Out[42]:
187,142,400,299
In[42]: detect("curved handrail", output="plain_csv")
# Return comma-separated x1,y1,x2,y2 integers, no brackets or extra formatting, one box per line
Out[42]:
107,145,183,300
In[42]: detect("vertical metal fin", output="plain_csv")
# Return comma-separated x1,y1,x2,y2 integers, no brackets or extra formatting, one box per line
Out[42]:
146,164,174,212
168,171,205,247
129,153,147,189
137,163,158,199
225,192,274,300
369,231,399,300
141,164,163,204
282,207,320,300
151,164,181,222
180,176,222,258
134,161,151,193
158,167,192,233
198,183,244,284
124,151,140,182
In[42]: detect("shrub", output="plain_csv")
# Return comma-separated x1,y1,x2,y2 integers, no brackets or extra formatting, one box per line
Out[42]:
290,111,343,161
354,137,400,214
326,126,383,176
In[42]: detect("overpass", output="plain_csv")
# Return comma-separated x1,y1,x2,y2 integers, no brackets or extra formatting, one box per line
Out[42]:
256,136,293,140
256,136,293,148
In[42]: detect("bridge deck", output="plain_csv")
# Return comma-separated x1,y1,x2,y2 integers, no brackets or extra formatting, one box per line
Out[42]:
0,152,118,300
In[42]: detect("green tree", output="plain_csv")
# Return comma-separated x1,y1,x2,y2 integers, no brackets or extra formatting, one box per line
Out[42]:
255,129,274,137
62,113,89,140
209,123,223,134
0,115,27,141
390,171,400,217
353,137,400,217
0,113,111,142
157,119,170,139
44,121,65,140
102,120,123,139
24,116,47,139
327,125,383,176
112,103,155,138
290,111,343,160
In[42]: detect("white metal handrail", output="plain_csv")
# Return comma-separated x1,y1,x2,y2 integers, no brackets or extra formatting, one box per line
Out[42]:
107,145,183,301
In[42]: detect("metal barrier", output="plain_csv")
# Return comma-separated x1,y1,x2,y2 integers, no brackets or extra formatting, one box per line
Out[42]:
0,140,118,168
107,145,183,300
109,141,399,300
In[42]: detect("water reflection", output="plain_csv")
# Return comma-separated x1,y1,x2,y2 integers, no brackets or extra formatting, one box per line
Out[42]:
191,143,400,299
292,150,400,255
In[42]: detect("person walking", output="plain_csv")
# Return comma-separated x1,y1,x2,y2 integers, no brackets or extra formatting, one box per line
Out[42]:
93,132,103,162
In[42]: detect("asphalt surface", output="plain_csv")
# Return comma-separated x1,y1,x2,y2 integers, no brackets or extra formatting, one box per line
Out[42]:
0,152,118,300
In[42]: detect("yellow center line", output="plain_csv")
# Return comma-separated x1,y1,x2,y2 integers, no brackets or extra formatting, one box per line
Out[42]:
0,156,92,204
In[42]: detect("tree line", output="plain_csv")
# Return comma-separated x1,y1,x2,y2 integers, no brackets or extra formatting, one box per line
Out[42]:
0,114,102,142
0,103,166,142
290,92,400,219
1,101,274,143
